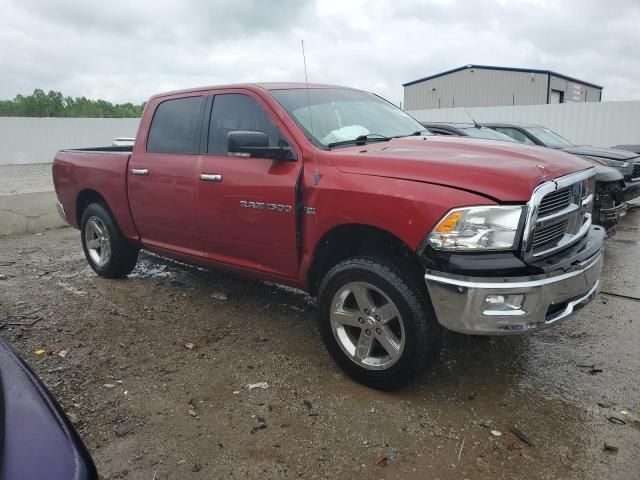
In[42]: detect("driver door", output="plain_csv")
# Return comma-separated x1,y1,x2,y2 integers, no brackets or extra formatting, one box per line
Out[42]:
196,90,301,279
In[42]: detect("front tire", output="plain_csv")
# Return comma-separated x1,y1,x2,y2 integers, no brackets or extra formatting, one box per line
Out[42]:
317,256,443,390
80,202,139,278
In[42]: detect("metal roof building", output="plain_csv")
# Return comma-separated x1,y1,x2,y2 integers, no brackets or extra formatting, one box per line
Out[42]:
403,64,603,110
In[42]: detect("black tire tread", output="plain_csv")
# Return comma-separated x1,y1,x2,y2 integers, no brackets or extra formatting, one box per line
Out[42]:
80,202,139,279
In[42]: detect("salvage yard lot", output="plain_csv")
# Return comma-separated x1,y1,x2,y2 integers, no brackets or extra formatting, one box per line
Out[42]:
1,211,639,480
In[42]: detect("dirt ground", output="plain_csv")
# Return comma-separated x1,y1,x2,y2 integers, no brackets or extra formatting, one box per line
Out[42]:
1,211,639,480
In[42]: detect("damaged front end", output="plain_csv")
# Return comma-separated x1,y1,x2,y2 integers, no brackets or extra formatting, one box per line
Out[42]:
593,179,627,234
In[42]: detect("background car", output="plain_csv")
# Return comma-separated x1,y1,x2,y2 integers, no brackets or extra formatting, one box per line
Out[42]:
421,121,517,142
422,121,627,232
483,123,640,199
0,339,97,480
614,144,640,156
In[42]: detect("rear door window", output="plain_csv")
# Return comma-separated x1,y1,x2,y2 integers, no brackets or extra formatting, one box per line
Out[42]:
147,96,204,154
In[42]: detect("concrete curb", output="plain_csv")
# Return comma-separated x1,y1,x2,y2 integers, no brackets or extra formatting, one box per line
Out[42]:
0,191,67,235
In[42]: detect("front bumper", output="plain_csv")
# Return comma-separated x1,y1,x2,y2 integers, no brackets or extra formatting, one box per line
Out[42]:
596,201,627,223
424,229,604,335
622,177,640,202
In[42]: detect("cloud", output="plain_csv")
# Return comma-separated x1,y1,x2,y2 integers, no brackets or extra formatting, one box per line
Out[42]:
0,0,638,105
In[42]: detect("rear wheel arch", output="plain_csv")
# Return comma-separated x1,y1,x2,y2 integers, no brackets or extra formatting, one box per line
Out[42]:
75,189,108,226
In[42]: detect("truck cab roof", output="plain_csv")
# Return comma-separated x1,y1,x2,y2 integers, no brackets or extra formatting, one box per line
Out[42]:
149,83,357,101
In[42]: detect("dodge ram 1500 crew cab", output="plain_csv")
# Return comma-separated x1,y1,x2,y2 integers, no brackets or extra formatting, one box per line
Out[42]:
53,84,605,389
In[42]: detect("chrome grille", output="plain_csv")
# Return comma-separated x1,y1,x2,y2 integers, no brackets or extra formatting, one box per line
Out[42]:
522,169,595,259
537,187,571,217
532,220,568,249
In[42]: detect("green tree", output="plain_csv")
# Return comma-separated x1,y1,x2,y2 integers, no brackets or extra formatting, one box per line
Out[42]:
0,89,144,118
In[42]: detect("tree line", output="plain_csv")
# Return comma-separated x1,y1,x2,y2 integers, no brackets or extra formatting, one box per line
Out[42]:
0,89,144,118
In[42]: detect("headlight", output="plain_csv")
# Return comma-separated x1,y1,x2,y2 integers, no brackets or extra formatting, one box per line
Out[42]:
581,155,629,168
428,206,524,251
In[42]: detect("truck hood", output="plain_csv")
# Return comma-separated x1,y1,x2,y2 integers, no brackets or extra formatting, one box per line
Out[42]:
562,145,640,161
331,136,592,202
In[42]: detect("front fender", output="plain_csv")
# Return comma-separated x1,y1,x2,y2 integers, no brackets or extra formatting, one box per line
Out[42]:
298,168,495,287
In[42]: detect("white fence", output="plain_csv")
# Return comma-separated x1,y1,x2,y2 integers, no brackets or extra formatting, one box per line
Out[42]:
1,102,639,165
408,100,640,148
0,117,140,165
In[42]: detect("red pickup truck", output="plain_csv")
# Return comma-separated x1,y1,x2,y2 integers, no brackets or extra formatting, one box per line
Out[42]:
53,83,605,389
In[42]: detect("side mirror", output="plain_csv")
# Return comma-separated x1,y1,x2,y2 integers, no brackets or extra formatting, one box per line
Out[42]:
227,131,295,161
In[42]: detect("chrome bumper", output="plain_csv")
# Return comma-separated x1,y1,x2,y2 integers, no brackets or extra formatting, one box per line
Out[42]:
56,201,68,224
424,249,603,335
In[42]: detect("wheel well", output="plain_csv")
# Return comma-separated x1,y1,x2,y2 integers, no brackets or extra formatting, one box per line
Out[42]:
75,189,106,225
307,224,423,296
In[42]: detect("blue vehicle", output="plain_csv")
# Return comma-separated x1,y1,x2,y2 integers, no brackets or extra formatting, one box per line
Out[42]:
0,339,97,480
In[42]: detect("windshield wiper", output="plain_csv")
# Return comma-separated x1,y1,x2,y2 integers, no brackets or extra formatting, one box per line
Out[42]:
392,129,430,138
327,134,391,148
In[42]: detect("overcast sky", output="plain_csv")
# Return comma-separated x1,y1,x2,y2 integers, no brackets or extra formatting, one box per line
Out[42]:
1,0,639,106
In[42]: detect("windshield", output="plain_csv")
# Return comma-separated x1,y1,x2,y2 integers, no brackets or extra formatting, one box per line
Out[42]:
270,88,431,148
524,126,573,148
461,127,517,142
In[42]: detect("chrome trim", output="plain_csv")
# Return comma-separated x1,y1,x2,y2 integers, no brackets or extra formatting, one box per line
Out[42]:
239,201,292,213
532,213,592,258
200,173,223,182
544,280,599,323
424,242,603,335
581,193,594,207
522,168,595,260
536,202,579,224
483,308,526,317
56,201,68,224
521,181,556,255
554,168,595,189
131,168,149,176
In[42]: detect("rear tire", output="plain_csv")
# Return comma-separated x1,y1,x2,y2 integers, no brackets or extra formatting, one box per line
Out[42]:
317,256,443,390
80,202,139,278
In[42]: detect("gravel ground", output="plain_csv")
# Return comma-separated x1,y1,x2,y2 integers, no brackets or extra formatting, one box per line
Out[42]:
1,210,639,479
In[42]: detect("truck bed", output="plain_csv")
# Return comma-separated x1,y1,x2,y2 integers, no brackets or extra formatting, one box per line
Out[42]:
52,148,139,240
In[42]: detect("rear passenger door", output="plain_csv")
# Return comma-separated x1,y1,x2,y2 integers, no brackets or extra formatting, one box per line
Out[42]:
128,93,206,257
196,90,301,279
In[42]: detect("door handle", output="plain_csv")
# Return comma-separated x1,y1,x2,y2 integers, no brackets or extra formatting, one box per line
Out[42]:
131,168,149,176
200,173,223,182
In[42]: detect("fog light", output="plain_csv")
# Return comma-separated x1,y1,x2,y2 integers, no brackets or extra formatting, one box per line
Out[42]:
483,294,525,314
